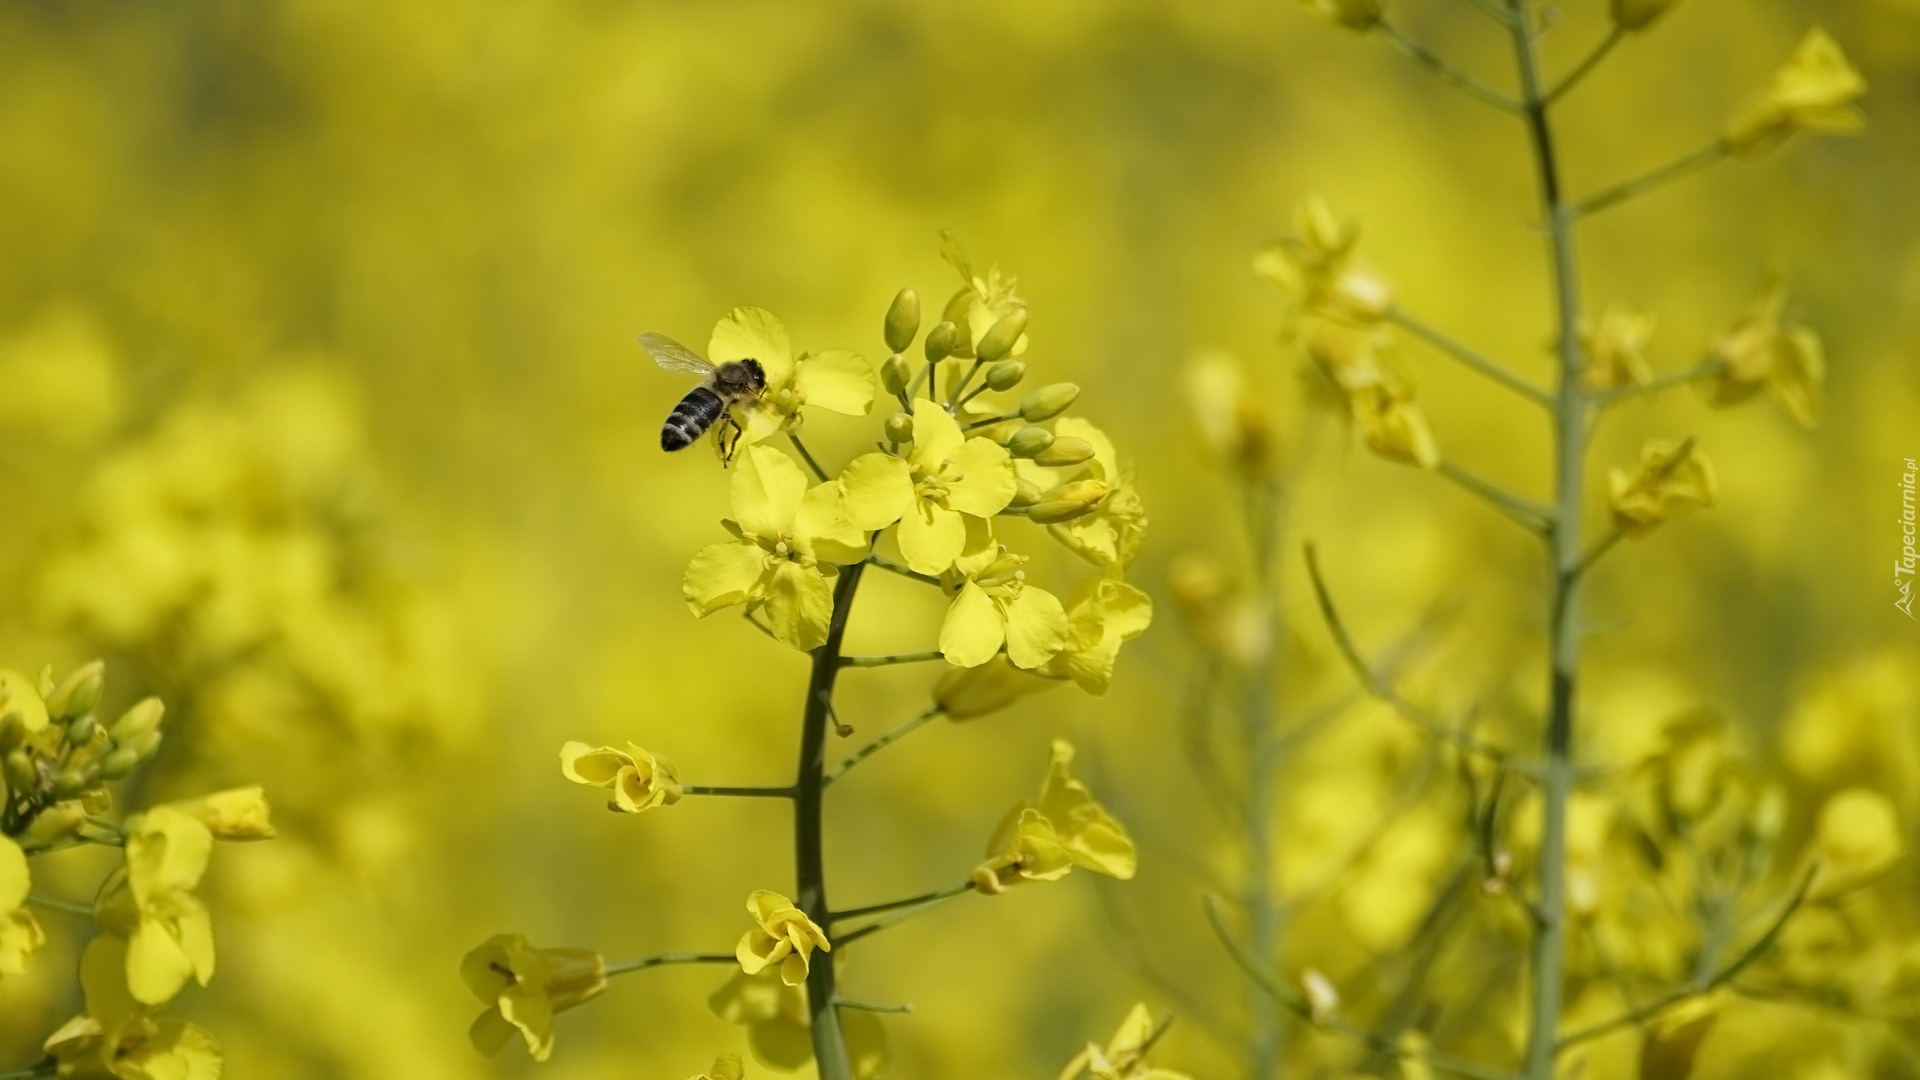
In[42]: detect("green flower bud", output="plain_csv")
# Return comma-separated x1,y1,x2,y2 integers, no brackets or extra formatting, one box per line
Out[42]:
67,715,99,747
1006,426,1055,459
0,712,25,753
121,729,163,764
985,360,1026,392
1009,478,1043,508
1020,383,1080,422
925,321,963,364
98,747,140,781
20,803,85,847
47,660,105,721
1027,479,1108,524
975,308,1028,364
881,354,913,396
884,288,921,354
1033,437,1095,468
52,768,91,800
4,748,37,791
940,291,975,353
884,412,914,444
109,697,165,745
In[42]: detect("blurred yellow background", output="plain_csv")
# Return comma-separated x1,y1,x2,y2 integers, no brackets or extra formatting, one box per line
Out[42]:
1,0,1916,1077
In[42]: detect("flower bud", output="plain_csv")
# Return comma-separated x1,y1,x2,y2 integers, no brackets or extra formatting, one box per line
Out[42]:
935,656,1056,720
1033,437,1095,468
0,713,25,753
974,308,1028,364
52,767,91,800
884,288,921,354
19,802,85,847
1006,426,1054,459
1610,0,1679,31
924,321,962,364
884,412,914,444
1027,480,1108,524
880,354,912,396
66,715,99,747
109,697,165,745
1020,383,1080,422
985,359,1026,392
940,290,975,349
120,729,163,765
4,749,38,791
97,747,139,781
1008,478,1042,508
47,660,105,721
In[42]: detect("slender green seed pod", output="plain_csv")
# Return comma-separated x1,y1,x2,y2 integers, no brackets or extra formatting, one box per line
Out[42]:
109,698,165,745
884,288,921,354
1020,383,1080,422
975,308,1028,364
1027,479,1108,524
1006,426,1055,459
985,360,1026,392
47,660,105,721
1033,437,1095,468
4,749,36,790
98,747,140,781
925,321,962,364
884,412,914,444
881,354,912,396
1008,478,1043,508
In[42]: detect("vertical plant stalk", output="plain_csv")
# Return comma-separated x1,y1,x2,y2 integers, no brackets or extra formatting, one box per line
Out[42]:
1241,477,1286,1080
1506,4,1584,1077
798,561,866,1080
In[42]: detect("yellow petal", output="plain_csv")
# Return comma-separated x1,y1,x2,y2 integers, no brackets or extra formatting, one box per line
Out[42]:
0,908,45,976
1003,587,1069,669
761,562,836,652
1771,326,1825,428
126,807,213,901
1052,417,1118,481
793,482,870,565
0,836,27,911
684,541,769,616
934,656,1059,720
943,438,1018,517
0,670,49,734
79,935,142,1031
793,348,876,415
940,581,1006,668
128,918,197,1005
500,982,559,1062
710,307,796,389
838,453,915,531
778,950,810,986
731,445,809,540
897,500,966,576
559,742,630,786
469,1008,517,1056
909,398,965,467
166,785,276,842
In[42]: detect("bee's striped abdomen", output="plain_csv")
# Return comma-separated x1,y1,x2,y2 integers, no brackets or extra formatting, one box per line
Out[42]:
662,386,726,451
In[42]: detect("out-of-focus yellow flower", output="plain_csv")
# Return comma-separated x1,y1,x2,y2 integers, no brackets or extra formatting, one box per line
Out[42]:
1039,578,1153,695
684,445,868,651
1300,0,1382,34
44,937,223,1080
704,307,875,443
1707,276,1826,428
165,786,277,841
1041,418,1147,572
938,231,1030,359
1,834,46,977
95,806,216,1005
1057,1002,1187,1080
1305,322,1394,403
839,399,1016,575
974,740,1136,894
1807,788,1904,901
687,1052,745,1080
0,667,52,737
460,933,608,1062
938,533,1068,669
1302,968,1341,1024
1609,438,1717,538
934,655,1059,720
1611,0,1681,32
1186,351,1277,474
1353,383,1440,469
709,969,890,1079
1254,196,1393,325
1580,306,1657,392
735,889,830,987
559,741,683,813
1639,992,1722,1080
1722,29,1866,158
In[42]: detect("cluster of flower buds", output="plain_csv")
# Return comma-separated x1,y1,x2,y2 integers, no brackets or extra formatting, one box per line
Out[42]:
2,663,168,838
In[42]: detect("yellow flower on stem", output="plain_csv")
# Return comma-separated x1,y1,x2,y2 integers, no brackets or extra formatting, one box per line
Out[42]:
735,889,830,987
1185,351,1277,476
164,785,276,841
683,445,868,651
838,399,1017,575
1254,196,1393,326
1057,1002,1188,1080
460,933,608,1062
706,307,876,443
1807,788,1904,901
1352,383,1440,469
1580,306,1656,392
94,806,216,1005
1608,438,1717,538
938,528,1069,669
559,741,682,813
1707,276,1826,428
938,231,1030,359
1722,29,1866,158
1024,418,1147,572
43,937,223,1080
687,1053,746,1080
709,969,891,1079
974,740,1136,894
1039,578,1154,695
1,834,46,977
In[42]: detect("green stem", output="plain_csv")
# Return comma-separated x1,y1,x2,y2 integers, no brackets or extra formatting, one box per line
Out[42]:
1506,6,1583,1077
796,562,867,1080
1435,460,1554,532
830,880,974,923
945,360,985,411
24,893,93,918
863,554,942,587
1571,530,1624,580
1543,27,1623,107
965,411,1019,431
1589,358,1723,407
1239,478,1286,1080
0,1065,56,1080
682,785,796,799
603,952,735,978
834,998,914,1014
824,706,942,785
838,651,944,669
1570,144,1727,218
788,433,832,482
1376,22,1524,114
1388,308,1552,407
836,882,976,947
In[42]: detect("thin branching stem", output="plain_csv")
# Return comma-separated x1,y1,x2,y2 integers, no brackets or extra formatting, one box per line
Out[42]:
1461,0,1518,27
1589,358,1724,407
1237,476,1287,1080
965,411,1019,431
0,1064,56,1080
824,706,943,785
788,433,832,482
1435,460,1554,533
838,651,945,669
945,360,985,411
24,894,94,918
1544,27,1624,107
836,882,977,947
1570,144,1728,219
835,998,914,1014
1571,530,1624,580
1389,308,1552,406
1376,22,1524,114
830,880,974,924
604,951,736,978
863,554,942,587
682,784,796,799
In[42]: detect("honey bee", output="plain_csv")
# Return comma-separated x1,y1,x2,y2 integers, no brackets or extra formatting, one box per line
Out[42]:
640,332,767,463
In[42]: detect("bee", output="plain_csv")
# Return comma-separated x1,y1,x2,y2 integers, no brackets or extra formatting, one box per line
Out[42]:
640,332,767,463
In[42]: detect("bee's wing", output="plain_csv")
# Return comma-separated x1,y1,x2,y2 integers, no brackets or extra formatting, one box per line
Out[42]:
639,333,718,377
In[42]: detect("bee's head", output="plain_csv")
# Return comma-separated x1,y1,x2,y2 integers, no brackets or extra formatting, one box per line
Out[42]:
739,358,766,391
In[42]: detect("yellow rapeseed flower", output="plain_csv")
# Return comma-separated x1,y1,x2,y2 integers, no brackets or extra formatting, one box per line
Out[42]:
706,307,876,443
1041,418,1147,572
1608,438,1717,538
95,806,216,1005
839,399,1017,575
1707,276,1826,428
1,835,46,977
687,1053,746,1080
1039,578,1153,695
461,933,608,1062
1057,1002,1188,1080
165,785,277,841
684,445,868,651
43,937,223,1080
559,741,683,812
735,889,830,987
938,231,1030,359
938,531,1069,670
1254,196,1393,326
708,969,890,1078
0,667,52,736
1722,29,1866,158
1580,306,1657,392
1185,351,1277,476
1353,383,1440,469
975,740,1136,894
1808,788,1904,901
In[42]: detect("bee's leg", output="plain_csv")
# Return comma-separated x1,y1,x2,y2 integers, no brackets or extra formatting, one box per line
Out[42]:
714,411,743,466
